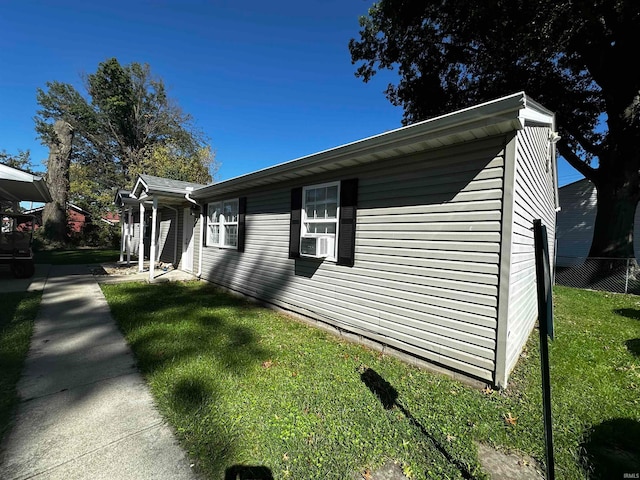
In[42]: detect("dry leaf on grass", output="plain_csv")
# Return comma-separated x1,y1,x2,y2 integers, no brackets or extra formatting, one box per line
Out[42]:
504,412,518,426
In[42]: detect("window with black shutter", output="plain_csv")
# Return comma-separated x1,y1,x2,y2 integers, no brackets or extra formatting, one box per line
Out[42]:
289,179,357,266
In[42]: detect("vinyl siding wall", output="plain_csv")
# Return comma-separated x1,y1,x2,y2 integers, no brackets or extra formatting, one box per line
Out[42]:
555,179,597,264
157,208,178,265
556,179,640,265
198,136,507,382
505,126,557,375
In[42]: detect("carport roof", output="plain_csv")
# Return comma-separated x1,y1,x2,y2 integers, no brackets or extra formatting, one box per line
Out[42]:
0,163,52,203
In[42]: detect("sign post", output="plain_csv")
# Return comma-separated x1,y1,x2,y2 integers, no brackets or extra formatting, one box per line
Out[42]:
533,218,555,480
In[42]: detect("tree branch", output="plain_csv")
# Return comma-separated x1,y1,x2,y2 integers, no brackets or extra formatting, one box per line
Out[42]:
560,145,599,182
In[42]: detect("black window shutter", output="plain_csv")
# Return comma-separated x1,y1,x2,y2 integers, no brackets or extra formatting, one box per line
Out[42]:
337,178,358,266
237,197,247,252
289,187,302,259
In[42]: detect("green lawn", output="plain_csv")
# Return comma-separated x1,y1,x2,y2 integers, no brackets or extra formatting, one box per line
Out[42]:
100,282,640,480
0,292,41,442
35,248,120,265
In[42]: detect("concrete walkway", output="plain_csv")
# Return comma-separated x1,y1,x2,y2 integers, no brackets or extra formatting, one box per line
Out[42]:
0,265,200,480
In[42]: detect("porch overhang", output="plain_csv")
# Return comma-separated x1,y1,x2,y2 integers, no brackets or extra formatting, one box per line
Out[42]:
0,163,52,204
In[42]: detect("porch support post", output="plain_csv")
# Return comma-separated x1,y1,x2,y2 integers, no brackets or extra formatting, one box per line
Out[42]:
138,201,145,273
149,197,158,282
119,208,125,262
126,207,132,265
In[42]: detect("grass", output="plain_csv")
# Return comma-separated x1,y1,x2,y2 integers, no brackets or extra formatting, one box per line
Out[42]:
34,248,120,265
100,282,640,479
0,292,41,442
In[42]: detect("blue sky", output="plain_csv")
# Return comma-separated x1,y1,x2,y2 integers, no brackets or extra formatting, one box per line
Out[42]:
0,0,583,187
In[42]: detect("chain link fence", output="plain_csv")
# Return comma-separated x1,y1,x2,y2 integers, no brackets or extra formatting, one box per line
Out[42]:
555,257,640,294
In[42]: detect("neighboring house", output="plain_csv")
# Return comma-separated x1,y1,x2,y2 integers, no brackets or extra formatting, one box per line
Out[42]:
556,178,640,266
115,92,559,388
24,202,91,234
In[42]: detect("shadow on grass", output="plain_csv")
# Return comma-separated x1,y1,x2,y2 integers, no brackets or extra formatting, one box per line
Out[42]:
224,465,274,480
110,285,271,376
614,308,640,321
360,368,475,480
172,377,215,413
625,339,640,357
0,292,39,442
580,418,640,479
103,281,274,476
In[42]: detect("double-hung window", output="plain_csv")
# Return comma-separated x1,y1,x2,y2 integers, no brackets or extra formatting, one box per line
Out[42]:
207,199,239,248
300,182,339,260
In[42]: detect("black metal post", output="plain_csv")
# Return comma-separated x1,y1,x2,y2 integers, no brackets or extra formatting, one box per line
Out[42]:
533,219,555,480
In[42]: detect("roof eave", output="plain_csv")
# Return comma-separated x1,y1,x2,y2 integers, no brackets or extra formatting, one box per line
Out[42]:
193,92,553,199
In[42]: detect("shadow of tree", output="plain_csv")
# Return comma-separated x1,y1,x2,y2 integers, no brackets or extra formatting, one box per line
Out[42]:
625,339,640,357
103,281,274,476
172,377,215,413
580,418,640,479
615,308,640,321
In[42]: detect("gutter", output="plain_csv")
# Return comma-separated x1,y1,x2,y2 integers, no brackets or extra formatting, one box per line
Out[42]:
185,188,203,278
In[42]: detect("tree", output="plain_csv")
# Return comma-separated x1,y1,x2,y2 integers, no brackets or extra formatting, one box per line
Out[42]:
83,58,212,186
130,144,217,184
350,0,640,258
35,58,215,241
0,149,33,172
41,120,74,243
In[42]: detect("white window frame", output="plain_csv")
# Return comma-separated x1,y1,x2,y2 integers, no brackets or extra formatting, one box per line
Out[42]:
300,181,340,261
206,198,239,249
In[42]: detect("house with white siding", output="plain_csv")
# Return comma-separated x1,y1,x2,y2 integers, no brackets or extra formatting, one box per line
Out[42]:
556,178,640,266
115,92,559,388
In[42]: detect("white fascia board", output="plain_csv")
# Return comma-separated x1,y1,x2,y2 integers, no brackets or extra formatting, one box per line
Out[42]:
0,163,37,182
520,96,555,128
131,176,149,199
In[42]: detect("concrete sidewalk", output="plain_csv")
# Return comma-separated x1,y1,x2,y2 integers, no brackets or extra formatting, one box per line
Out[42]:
0,264,199,480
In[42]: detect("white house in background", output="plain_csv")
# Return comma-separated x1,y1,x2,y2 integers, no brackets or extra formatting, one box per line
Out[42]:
556,178,640,266
116,92,559,388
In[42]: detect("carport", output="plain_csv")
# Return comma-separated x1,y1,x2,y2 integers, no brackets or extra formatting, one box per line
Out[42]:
0,163,52,206
0,163,51,280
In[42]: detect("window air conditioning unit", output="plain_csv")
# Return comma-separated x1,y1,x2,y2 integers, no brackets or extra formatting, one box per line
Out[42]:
300,235,332,258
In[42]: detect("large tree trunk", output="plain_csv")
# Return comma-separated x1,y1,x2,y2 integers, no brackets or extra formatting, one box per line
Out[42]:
589,178,640,259
42,120,74,244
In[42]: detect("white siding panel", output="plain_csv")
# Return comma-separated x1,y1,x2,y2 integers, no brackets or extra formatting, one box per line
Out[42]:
556,179,640,265
506,126,557,374
556,179,596,264
157,208,178,265
199,137,506,382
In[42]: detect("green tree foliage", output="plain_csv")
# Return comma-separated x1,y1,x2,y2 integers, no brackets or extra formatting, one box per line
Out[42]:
35,57,215,218
350,0,640,258
129,144,216,185
0,150,34,173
